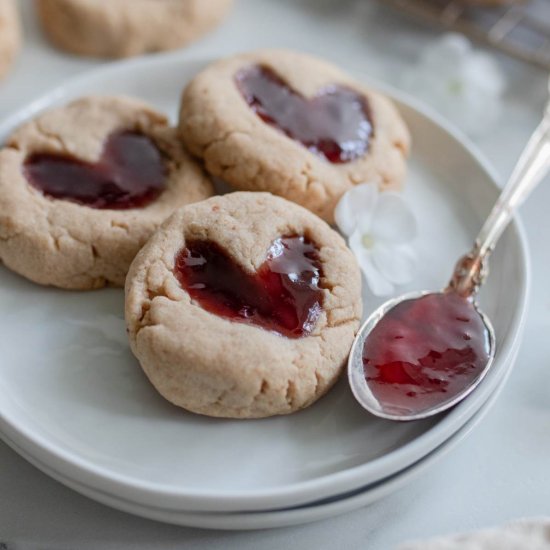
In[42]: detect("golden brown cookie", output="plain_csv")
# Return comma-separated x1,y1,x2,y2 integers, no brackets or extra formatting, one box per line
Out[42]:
179,49,410,223
37,0,234,58
0,95,214,289
125,192,362,419
0,0,21,81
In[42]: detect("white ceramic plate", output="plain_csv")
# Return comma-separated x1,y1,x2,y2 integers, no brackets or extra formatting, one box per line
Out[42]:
0,344,516,530
0,52,530,514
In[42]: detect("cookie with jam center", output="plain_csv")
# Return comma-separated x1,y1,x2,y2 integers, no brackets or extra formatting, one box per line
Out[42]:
125,192,362,419
0,95,214,289
179,49,410,223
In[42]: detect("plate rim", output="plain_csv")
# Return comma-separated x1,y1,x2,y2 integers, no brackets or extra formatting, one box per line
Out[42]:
0,50,532,512
0,343,516,530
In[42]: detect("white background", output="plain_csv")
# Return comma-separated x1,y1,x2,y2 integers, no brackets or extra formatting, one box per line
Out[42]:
1,0,549,548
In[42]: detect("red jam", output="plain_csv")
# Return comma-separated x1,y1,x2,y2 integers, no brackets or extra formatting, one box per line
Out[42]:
363,292,491,414
175,236,324,338
235,65,373,164
24,130,167,209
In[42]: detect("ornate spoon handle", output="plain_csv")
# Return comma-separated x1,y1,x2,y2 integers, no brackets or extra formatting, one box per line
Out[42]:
450,97,550,297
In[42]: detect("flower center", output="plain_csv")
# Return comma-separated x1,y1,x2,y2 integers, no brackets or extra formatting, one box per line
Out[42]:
361,233,375,249
448,79,463,95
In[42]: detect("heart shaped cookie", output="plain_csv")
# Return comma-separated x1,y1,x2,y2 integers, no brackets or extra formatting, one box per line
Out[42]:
0,96,214,289
179,49,410,223
125,192,362,418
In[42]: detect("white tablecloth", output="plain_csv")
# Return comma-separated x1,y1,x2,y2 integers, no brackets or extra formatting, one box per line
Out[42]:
1,1,549,548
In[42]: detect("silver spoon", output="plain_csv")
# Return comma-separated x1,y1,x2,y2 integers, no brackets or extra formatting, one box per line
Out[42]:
349,82,550,421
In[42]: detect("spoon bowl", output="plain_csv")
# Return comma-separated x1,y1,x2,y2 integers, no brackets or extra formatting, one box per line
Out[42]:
348,290,496,421
348,85,550,421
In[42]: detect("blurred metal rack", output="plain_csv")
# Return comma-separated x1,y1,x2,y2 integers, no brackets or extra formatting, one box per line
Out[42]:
381,0,550,70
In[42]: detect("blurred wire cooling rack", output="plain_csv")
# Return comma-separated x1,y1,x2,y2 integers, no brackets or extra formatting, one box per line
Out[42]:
381,0,550,70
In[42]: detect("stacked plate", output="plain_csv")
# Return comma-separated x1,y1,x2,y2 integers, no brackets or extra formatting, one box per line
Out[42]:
0,54,530,530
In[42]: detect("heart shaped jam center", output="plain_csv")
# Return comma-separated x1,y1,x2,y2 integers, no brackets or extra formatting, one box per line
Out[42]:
235,65,373,164
175,236,324,338
24,130,167,210
363,292,491,412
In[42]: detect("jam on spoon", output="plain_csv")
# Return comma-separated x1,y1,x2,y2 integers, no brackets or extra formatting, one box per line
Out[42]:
235,65,373,164
174,236,323,338
349,82,550,420
362,292,491,416
24,130,167,209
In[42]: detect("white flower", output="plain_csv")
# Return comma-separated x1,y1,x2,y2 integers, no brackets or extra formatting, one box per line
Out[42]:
401,33,506,136
335,184,417,297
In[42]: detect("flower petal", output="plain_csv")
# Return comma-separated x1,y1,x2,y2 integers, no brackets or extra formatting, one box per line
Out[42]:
400,33,506,137
464,52,505,96
371,244,417,285
334,183,378,236
370,193,417,245
348,228,364,256
356,251,395,297
334,190,356,236
348,228,396,296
